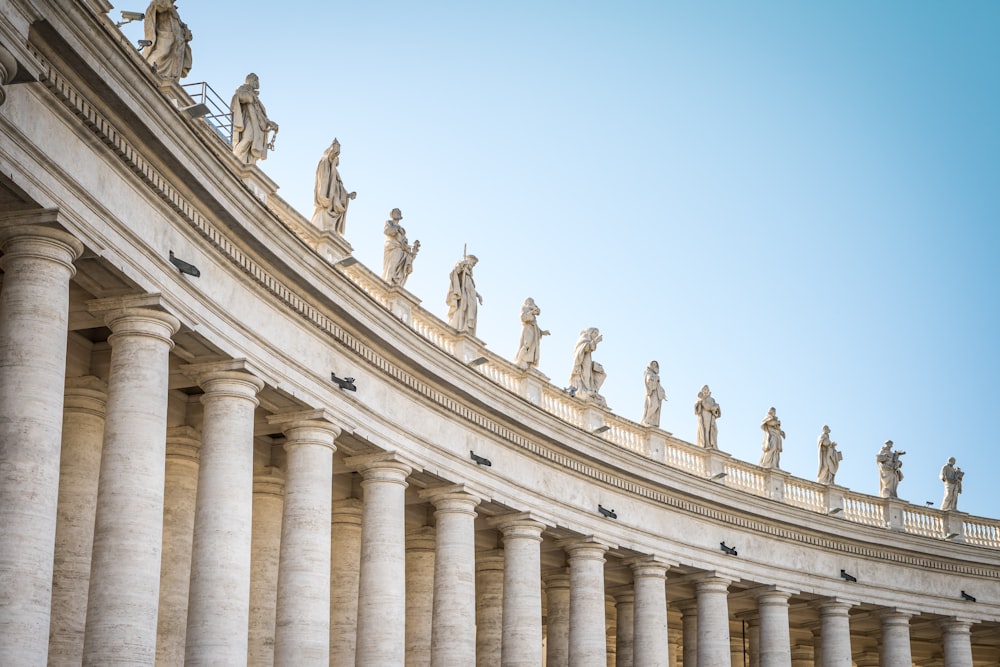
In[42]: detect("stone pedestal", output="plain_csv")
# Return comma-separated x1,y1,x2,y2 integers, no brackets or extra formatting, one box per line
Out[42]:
273,415,340,666
543,570,571,667
492,514,546,667
83,306,180,666
248,467,284,667
0,223,83,665
330,499,363,667
563,538,610,667
695,575,733,667
476,553,505,667
184,368,264,667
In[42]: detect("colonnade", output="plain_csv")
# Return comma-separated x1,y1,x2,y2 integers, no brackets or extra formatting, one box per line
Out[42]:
0,220,987,665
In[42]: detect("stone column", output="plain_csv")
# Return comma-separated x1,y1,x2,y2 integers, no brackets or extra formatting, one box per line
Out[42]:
879,609,914,667
543,570,571,667
405,527,436,667
248,466,284,667
155,427,202,667
738,614,759,667
422,486,481,667
676,599,698,667
271,413,340,666
756,589,792,667
815,599,855,667
491,514,546,667
631,559,670,667
348,454,413,667
330,498,363,667
184,367,265,667
563,538,610,667
0,222,83,665
667,629,682,667
695,575,733,667
611,588,635,667
810,626,823,667
47,376,107,666
476,552,505,667
940,618,975,667
83,306,180,666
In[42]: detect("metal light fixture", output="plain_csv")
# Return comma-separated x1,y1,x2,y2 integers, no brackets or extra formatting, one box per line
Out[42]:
720,542,737,556
709,472,727,480
840,569,857,583
598,504,617,520
961,590,976,602
944,533,961,541
828,507,843,515
468,356,488,367
181,103,210,119
470,451,492,467
168,251,200,277
334,256,359,268
330,372,356,392
592,425,610,434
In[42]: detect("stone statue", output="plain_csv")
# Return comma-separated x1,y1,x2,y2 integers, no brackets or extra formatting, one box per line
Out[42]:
311,139,356,235
142,0,192,82
694,385,721,449
569,327,606,406
759,407,785,469
446,254,481,335
816,425,841,485
381,208,419,287
230,73,278,165
877,440,905,498
513,298,549,370
640,360,666,428
940,457,963,511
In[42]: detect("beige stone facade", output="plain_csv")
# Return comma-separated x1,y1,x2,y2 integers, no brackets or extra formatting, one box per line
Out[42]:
0,3,998,666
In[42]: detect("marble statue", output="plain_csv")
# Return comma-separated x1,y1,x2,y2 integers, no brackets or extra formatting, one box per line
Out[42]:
877,440,905,498
940,457,963,511
446,254,481,335
640,360,666,428
816,425,841,485
569,327,606,406
142,0,192,82
311,139,356,235
381,209,419,286
694,385,721,449
230,73,278,165
513,298,549,370
759,407,785,469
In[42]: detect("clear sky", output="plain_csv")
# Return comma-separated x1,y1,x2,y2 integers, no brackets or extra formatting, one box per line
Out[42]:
124,2,999,518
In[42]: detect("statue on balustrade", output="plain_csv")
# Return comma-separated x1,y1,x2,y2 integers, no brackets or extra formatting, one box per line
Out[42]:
514,297,549,370
816,425,841,484
381,209,419,287
694,385,721,449
311,139,356,235
640,360,666,428
143,0,192,82
759,407,784,469
940,457,963,511
446,253,482,335
876,440,905,498
569,327,606,406
230,73,278,165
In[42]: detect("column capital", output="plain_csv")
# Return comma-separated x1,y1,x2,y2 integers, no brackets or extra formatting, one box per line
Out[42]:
879,607,919,622
344,451,415,482
625,554,675,577
99,305,180,348
753,585,797,604
487,511,547,538
557,535,610,560
165,426,201,462
812,597,859,614
939,617,979,631
253,466,285,496
693,572,736,593
0,219,84,273
268,410,341,452
608,586,635,604
418,483,483,515
542,568,570,589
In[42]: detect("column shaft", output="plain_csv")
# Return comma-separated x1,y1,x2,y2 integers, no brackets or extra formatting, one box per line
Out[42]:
879,611,912,667
678,602,698,667
247,467,284,667
476,553,505,667
817,600,853,667
184,370,264,667
83,308,180,666
0,225,83,665
495,517,545,667
565,539,610,667
273,420,339,666
613,591,635,667
543,571,571,667
330,499,363,667
757,590,792,667
695,576,732,667
632,561,669,667
941,619,974,667
47,378,107,666
406,527,436,667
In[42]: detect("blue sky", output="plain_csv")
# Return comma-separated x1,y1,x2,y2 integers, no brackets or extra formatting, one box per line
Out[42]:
124,2,999,518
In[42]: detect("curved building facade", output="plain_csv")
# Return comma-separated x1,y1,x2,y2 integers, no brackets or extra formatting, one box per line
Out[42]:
0,3,998,666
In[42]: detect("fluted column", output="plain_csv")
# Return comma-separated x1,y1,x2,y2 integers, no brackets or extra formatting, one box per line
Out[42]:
695,575,733,667
879,609,914,667
406,527,437,667
184,367,265,667
155,427,202,667
248,466,284,667
330,498,363,667
940,618,975,667
756,589,792,667
271,414,340,666
0,222,83,665
815,599,855,667
677,599,698,667
348,454,413,666
47,377,107,666
421,486,481,667
563,538,610,667
83,305,180,666
612,589,635,667
491,514,546,667
476,552,505,667
544,570,571,667
631,559,670,667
